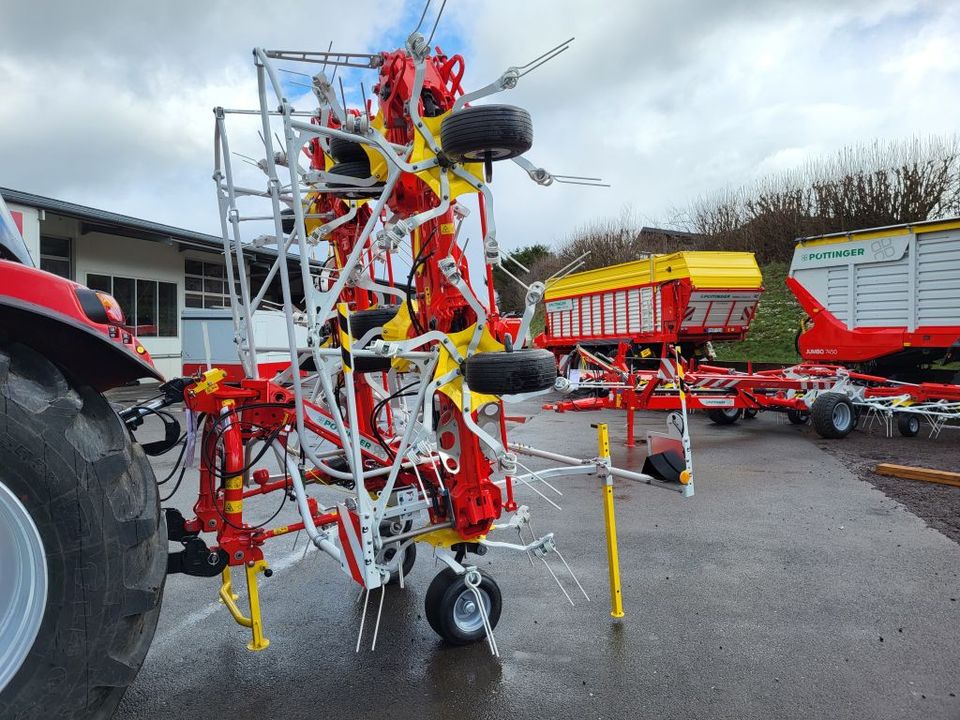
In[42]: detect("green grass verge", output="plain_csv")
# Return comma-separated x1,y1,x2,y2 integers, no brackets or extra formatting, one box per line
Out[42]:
714,262,804,364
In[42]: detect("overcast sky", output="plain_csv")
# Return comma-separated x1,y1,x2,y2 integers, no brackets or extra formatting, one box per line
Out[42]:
2,0,958,269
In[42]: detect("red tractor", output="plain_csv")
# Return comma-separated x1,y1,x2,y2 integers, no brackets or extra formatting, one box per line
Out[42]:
0,194,167,718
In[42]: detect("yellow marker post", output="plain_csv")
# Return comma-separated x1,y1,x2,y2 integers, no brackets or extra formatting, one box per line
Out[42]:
596,423,625,619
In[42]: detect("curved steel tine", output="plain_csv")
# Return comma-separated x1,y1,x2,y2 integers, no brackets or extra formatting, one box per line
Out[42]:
426,0,448,46
518,37,575,72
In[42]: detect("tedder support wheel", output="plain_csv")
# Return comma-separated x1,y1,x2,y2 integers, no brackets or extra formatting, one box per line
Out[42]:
347,307,398,373
327,159,383,198
897,413,921,437
743,408,758,419
377,520,416,585
424,567,502,645
786,409,810,425
707,407,743,425
463,348,557,395
811,393,857,439
376,542,416,585
328,136,369,163
281,208,295,234
0,342,166,719
440,105,533,163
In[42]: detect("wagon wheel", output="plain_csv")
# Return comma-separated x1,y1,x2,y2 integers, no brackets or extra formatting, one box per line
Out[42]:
810,393,857,439
786,409,809,425
424,567,502,645
706,407,742,425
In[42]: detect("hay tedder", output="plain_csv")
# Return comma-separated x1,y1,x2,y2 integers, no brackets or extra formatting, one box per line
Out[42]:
161,22,699,657
0,13,704,719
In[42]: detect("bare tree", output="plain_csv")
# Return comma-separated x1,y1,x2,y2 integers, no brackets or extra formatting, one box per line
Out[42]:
680,135,960,263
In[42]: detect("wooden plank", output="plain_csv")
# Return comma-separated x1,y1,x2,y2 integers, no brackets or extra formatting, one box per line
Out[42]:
874,463,960,488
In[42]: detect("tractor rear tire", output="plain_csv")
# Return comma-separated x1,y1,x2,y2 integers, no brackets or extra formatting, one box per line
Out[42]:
440,105,533,162
811,393,857,439
707,407,742,425
896,413,920,437
328,136,368,163
0,342,166,719
464,349,557,395
424,567,502,645
347,307,398,373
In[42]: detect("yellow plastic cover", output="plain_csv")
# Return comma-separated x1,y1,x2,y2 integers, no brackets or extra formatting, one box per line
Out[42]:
382,302,415,372
363,110,484,201
545,251,763,300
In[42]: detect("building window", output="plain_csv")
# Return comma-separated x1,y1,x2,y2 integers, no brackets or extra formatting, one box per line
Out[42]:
185,259,239,309
86,273,178,337
40,236,72,279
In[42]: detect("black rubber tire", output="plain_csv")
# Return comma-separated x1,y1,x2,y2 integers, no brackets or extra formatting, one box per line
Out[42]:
440,105,533,162
0,342,166,719
347,307,398,373
327,159,383,198
378,543,417,586
897,413,920,437
280,208,295,234
328,136,368,163
811,393,857,439
707,407,742,425
424,567,502,645
743,408,758,419
464,348,557,395
786,409,810,425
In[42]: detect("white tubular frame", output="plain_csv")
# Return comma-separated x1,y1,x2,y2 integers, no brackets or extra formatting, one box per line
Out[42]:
205,34,651,654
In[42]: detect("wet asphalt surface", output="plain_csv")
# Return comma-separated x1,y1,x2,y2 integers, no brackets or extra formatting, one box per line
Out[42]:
114,390,960,720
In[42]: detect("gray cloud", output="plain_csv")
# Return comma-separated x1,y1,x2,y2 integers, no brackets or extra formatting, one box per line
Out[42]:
2,0,958,274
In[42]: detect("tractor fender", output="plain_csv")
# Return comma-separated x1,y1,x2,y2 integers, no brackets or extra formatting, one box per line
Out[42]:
0,295,162,392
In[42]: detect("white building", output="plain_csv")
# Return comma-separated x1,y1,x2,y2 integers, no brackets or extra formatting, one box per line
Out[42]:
2,187,309,379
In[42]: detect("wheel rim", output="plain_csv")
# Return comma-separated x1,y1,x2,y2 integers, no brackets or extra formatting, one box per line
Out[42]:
723,408,739,419
908,417,919,433
452,587,490,634
832,402,852,430
376,545,402,573
463,148,516,161
0,480,47,693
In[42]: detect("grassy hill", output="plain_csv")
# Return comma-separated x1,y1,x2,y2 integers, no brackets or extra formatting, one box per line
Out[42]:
714,262,804,364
